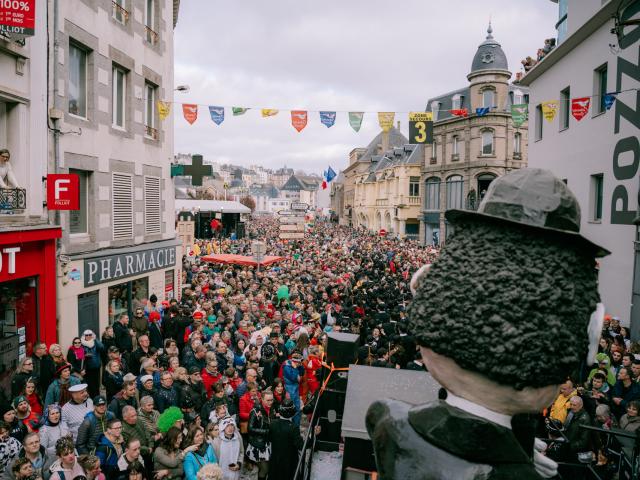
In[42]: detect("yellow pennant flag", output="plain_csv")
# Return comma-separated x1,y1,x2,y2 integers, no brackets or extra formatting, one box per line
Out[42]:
378,112,395,132
261,109,279,117
157,101,171,120
541,101,558,122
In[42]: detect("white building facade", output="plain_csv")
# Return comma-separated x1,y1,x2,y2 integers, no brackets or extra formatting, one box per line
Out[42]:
53,0,180,348
521,0,640,332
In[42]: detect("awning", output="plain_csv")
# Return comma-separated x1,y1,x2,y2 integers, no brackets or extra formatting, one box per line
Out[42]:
200,254,285,267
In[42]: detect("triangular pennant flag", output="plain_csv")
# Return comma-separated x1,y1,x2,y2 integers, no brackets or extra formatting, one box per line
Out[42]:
450,109,469,118
378,112,395,132
157,101,171,121
326,167,337,183
541,101,558,122
604,93,617,111
261,109,279,117
320,111,336,128
511,104,528,127
349,112,364,132
475,107,490,117
182,104,198,125
208,106,225,125
291,110,308,132
322,180,328,190
232,107,249,116
571,97,590,121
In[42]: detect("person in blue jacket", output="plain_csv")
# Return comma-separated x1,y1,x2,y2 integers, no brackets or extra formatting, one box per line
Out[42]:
183,425,217,480
282,352,305,426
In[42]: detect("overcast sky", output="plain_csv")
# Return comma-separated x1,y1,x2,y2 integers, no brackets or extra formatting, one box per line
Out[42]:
173,0,557,175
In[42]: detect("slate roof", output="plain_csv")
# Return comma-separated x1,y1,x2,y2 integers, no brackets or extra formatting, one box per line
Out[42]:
359,126,408,163
365,144,424,181
281,175,320,192
470,23,509,74
249,184,280,198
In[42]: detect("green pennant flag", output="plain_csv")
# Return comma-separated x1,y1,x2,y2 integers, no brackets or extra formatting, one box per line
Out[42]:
511,104,528,127
349,112,364,132
232,107,249,116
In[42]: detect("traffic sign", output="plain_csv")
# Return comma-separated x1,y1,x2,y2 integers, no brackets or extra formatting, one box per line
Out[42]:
279,232,305,239
280,224,305,232
279,216,306,224
291,202,308,211
379,229,387,236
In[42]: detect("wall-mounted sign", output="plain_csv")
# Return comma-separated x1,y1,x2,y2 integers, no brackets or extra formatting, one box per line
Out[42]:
47,174,79,210
84,246,176,287
0,0,35,38
409,112,433,144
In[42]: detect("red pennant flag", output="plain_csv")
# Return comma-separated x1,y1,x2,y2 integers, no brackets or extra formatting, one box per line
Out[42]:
450,108,469,118
322,180,327,190
571,97,590,121
210,219,222,231
390,261,396,273
182,104,198,124
291,110,308,132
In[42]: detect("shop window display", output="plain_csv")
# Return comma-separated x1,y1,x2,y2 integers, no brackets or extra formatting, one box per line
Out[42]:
0,277,38,372
108,277,149,324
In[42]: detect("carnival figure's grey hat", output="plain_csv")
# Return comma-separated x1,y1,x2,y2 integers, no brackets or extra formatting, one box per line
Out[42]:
446,168,610,257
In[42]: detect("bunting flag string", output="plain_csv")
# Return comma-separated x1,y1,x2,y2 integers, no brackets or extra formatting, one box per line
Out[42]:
164,87,634,129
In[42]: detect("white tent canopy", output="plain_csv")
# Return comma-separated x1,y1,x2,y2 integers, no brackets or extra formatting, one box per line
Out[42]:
174,199,251,214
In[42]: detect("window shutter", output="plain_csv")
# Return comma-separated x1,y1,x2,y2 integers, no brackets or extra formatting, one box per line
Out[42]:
144,176,161,235
112,173,133,240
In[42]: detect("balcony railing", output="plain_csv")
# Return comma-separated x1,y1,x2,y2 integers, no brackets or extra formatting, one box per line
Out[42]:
408,196,420,205
0,188,26,211
145,26,159,45
376,198,388,206
112,1,130,24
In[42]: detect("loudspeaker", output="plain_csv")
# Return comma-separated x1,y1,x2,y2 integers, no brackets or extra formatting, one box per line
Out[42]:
326,331,360,369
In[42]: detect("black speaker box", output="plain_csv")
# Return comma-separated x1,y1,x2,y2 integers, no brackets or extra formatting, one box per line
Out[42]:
326,331,360,369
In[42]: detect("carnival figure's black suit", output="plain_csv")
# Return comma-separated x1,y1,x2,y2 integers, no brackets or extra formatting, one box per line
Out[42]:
366,399,543,480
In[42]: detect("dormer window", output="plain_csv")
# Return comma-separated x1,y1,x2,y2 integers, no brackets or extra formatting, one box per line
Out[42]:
452,94,462,110
431,101,441,121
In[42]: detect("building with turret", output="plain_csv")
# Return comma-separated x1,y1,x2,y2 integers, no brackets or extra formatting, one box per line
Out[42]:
420,24,529,245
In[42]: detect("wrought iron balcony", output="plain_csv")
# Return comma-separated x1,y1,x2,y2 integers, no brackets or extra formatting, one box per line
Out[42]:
145,26,159,45
0,188,26,211
112,1,130,24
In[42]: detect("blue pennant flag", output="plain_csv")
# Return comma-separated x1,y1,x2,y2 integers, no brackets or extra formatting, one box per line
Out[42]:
326,166,337,182
475,107,490,117
604,93,617,111
320,111,336,128
209,106,225,125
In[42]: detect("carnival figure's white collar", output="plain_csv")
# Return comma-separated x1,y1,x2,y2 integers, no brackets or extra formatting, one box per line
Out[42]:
445,391,512,430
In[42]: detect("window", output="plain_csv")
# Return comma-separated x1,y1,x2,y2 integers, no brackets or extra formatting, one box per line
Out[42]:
425,178,440,210
452,94,461,110
145,0,158,44
590,174,604,222
513,89,524,105
594,64,608,114
557,0,568,44
144,82,157,138
560,87,570,129
481,130,494,155
452,135,459,156
409,176,420,197
69,169,89,234
113,0,129,24
431,101,440,121
68,44,87,118
112,173,133,240
446,175,464,210
514,132,522,155
112,66,126,128
482,90,494,109
535,104,543,140
431,140,437,159
144,176,161,235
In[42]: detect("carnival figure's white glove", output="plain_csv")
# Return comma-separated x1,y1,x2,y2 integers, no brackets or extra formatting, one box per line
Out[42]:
533,438,558,479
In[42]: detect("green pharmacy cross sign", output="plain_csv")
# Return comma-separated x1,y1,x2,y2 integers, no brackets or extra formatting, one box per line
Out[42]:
171,154,212,186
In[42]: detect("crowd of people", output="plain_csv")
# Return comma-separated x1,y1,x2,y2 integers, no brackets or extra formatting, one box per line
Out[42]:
0,217,437,480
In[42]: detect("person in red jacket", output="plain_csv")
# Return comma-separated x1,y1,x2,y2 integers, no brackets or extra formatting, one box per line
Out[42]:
201,356,221,399
305,346,323,396
239,382,262,434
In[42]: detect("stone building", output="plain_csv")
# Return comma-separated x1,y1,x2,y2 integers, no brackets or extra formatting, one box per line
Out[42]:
420,24,529,245
54,0,181,348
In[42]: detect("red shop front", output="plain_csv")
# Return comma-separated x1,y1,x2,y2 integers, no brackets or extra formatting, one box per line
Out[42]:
0,226,61,373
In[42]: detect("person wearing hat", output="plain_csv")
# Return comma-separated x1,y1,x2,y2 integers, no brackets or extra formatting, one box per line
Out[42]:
268,399,302,480
366,168,609,479
2,403,27,442
148,311,164,350
210,416,243,480
12,395,41,433
76,395,115,454
281,352,305,426
60,384,92,442
80,330,105,399
44,364,81,411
